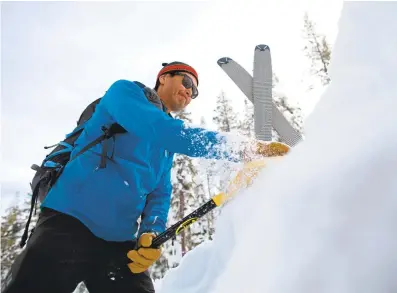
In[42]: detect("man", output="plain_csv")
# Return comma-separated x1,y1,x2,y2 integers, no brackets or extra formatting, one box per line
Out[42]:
2,62,284,293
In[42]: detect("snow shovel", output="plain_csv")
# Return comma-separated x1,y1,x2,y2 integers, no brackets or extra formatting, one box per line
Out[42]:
150,141,289,248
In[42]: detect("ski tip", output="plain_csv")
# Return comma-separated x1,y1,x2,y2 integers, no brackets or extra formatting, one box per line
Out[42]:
217,57,233,66
255,44,270,51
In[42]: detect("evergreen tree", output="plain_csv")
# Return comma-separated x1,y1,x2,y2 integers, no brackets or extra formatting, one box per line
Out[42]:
212,91,239,132
303,12,332,88
1,196,39,287
150,109,210,279
1,205,23,284
149,240,175,281
212,91,240,192
170,109,198,255
196,117,218,240
239,99,255,138
272,73,305,141
272,92,304,141
1,195,90,292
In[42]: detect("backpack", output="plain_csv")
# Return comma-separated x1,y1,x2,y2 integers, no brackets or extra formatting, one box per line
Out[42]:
20,98,126,248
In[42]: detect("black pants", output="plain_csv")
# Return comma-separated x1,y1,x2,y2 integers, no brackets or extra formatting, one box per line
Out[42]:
2,208,154,293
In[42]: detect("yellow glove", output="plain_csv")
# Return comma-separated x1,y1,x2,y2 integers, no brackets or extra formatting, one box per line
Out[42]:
256,141,290,157
243,140,290,162
127,233,161,274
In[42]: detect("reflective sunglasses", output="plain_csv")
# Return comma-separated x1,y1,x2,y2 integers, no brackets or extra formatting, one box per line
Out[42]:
173,72,199,99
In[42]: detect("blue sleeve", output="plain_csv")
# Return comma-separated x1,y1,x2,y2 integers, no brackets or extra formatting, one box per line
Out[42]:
138,170,172,236
100,80,240,161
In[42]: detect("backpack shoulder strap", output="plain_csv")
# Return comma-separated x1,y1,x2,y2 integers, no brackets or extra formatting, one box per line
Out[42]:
77,98,102,125
69,123,126,168
42,83,150,171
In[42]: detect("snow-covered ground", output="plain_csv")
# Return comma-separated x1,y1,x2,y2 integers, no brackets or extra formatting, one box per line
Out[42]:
156,2,397,293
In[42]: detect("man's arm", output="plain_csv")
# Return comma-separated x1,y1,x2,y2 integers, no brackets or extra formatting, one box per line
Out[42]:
100,80,241,161
137,170,172,237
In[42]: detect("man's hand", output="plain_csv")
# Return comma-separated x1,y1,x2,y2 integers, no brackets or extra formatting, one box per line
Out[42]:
256,141,290,156
243,140,290,162
127,233,161,274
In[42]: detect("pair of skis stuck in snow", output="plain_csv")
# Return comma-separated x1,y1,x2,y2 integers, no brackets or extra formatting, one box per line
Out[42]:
151,45,299,248
218,44,302,146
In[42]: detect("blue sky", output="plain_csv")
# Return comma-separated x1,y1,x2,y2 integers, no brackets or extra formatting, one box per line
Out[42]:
1,0,342,213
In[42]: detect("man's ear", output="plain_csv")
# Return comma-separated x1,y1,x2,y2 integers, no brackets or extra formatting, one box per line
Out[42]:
158,74,167,86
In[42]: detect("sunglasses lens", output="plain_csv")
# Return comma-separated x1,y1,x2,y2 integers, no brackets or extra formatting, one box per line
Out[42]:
182,75,199,99
182,76,192,88
191,87,198,99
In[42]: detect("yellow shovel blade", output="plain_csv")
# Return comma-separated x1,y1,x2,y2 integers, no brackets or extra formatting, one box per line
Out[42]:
211,158,277,206
212,141,290,206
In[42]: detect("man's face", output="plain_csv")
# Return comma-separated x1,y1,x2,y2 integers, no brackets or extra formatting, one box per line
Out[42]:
159,72,198,112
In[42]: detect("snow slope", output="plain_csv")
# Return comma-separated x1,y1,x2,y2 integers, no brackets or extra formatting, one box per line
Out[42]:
157,2,397,293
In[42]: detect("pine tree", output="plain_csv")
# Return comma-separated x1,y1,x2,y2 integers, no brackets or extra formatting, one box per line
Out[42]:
149,240,174,281
239,99,255,138
1,206,23,284
212,91,240,192
150,109,210,279
1,196,39,287
1,196,90,292
272,73,305,141
197,166,217,240
187,157,216,248
169,109,197,255
212,91,239,132
272,93,304,141
196,117,218,240
149,217,182,281
171,152,196,255
303,12,332,87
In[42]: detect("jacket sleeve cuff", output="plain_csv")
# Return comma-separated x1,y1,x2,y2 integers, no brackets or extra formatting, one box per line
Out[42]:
138,216,166,238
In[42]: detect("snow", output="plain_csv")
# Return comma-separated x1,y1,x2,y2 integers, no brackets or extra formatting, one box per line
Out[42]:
156,2,397,293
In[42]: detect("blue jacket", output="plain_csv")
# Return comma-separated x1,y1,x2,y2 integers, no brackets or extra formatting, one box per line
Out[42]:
42,80,236,242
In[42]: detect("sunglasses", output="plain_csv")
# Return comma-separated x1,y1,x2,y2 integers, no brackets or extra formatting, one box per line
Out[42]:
173,72,199,99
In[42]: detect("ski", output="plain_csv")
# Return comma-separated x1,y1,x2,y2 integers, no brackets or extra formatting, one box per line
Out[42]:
217,53,303,147
253,44,273,141
217,57,253,101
